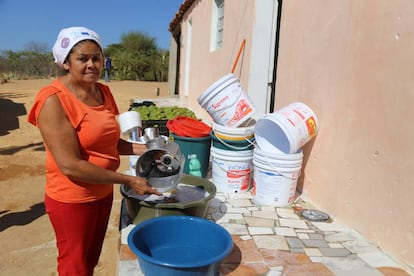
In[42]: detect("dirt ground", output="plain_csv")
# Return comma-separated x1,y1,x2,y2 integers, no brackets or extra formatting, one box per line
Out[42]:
0,79,173,275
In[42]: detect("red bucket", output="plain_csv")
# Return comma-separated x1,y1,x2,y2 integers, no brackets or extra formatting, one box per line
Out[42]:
167,116,211,138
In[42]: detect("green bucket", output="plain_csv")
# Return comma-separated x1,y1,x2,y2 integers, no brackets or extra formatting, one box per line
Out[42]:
211,131,255,151
172,134,212,177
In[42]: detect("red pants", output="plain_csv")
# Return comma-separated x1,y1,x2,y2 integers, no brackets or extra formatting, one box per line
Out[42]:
45,193,113,276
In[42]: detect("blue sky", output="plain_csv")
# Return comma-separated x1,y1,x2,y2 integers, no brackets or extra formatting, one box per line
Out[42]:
0,0,183,52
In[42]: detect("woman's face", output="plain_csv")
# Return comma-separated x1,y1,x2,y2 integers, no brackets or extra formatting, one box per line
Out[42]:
63,40,103,84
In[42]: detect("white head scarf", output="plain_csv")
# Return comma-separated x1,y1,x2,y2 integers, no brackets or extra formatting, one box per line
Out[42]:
52,26,102,66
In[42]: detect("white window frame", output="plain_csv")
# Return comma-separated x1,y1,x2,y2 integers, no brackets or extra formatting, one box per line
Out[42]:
210,0,224,51
184,19,192,97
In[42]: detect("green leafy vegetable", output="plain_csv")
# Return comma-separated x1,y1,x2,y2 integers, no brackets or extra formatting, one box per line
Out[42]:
130,105,197,120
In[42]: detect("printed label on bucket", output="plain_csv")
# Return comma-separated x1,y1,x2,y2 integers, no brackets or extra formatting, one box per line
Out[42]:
306,116,318,137
227,99,254,127
212,159,252,193
227,169,251,191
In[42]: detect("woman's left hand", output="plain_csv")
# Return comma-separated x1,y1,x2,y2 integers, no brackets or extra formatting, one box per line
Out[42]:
127,176,162,196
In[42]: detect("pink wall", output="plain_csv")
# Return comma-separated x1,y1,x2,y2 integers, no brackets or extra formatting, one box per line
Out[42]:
173,0,414,267
177,0,255,124
275,1,414,265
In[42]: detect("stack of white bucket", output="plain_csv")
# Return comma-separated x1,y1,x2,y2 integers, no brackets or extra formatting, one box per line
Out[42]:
197,74,256,194
198,74,319,207
253,102,319,207
209,121,256,194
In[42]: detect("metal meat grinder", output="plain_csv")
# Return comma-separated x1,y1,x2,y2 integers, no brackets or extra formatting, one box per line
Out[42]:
135,127,184,192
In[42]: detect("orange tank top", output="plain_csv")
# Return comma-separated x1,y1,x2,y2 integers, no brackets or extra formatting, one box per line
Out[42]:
28,79,120,203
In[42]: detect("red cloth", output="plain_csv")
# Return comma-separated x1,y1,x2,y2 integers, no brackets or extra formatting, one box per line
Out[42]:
28,79,120,203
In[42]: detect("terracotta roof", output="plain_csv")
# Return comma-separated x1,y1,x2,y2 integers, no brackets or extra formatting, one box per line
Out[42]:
168,0,196,32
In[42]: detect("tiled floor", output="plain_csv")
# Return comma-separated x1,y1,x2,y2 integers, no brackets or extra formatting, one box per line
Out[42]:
118,191,412,276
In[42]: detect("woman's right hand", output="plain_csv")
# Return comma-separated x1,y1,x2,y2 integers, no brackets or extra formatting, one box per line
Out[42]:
128,176,162,196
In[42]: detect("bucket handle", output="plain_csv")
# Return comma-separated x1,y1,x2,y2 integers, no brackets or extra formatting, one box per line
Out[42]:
214,133,255,150
243,133,257,146
256,157,302,179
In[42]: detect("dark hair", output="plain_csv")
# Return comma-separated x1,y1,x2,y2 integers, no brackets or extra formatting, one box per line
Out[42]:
63,39,103,64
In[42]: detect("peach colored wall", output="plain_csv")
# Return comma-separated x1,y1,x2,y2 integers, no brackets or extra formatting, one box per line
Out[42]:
177,0,255,124
275,1,414,266
173,0,413,268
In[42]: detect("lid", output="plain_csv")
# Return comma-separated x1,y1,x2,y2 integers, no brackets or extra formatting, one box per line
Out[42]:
167,116,211,138
300,209,331,222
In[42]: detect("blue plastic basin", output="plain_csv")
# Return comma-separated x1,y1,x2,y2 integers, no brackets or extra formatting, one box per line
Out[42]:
127,216,233,276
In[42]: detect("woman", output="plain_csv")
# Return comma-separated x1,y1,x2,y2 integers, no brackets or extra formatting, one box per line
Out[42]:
28,26,161,276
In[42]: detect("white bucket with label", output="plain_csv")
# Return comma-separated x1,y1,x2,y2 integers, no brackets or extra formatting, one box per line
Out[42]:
198,74,256,128
254,102,318,154
252,147,303,207
211,146,253,194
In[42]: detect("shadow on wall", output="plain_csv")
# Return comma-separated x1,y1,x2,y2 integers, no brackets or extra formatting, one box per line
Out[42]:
0,98,27,136
296,138,316,193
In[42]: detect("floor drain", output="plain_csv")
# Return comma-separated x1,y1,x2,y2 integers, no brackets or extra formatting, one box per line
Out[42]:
300,209,331,222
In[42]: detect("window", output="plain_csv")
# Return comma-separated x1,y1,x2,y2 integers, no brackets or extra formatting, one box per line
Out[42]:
210,0,224,51
184,19,192,96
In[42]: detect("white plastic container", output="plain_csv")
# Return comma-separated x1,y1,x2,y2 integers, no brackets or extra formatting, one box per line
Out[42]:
254,102,318,154
118,111,142,133
118,111,142,141
198,74,256,127
211,146,253,194
252,146,303,207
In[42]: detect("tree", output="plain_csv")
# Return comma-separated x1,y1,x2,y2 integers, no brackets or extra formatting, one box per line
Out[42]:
2,50,54,78
105,31,168,81
23,41,49,53
0,32,169,81
152,50,169,82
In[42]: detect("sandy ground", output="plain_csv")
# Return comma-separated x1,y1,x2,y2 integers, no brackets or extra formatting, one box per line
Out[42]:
0,79,173,275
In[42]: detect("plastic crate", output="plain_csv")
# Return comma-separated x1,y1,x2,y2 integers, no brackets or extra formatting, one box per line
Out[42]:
142,120,170,137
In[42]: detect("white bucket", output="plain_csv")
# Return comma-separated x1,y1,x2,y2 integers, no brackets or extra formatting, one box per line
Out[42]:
252,148,303,207
254,102,318,154
211,146,253,194
198,74,256,128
